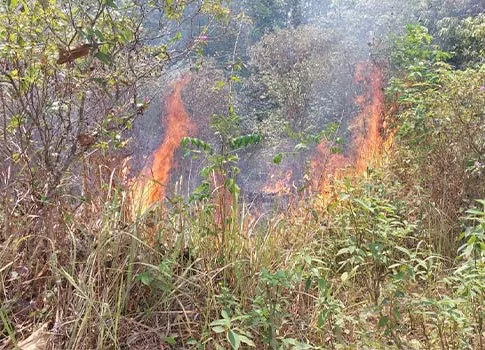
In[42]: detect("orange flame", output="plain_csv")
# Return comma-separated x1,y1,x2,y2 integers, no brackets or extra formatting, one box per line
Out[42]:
134,75,195,210
312,62,386,193
352,62,385,172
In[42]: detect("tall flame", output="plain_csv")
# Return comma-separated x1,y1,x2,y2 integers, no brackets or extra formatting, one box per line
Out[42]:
312,62,386,193
134,75,195,210
352,62,385,172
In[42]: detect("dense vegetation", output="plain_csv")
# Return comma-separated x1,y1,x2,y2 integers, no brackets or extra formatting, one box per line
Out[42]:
1,0,485,349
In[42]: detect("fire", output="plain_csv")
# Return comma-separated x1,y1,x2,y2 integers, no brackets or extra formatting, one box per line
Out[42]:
133,75,195,211
312,62,386,193
311,142,349,192
352,62,385,172
260,62,388,197
262,169,293,195
133,63,389,211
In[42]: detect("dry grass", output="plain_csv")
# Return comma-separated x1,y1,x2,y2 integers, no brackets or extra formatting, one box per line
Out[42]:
1,158,484,349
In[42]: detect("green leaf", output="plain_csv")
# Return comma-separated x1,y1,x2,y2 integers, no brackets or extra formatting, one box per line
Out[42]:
336,247,349,256
95,51,112,64
136,272,154,286
462,244,474,258
273,153,283,165
229,134,261,150
7,114,24,131
466,208,484,216
164,336,177,345
94,29,105,42
7,0,18,11
318,309,330,327
104,0,117,8
378,316,389,329
340,272,349,282
210,318,229,328
211,326,225,334
221,309,229,319
181,137,214,153
227,330,240,350
305,276,312,291
354,198,375,213
238,334,255,347
170,32,182,44
294,143,308,152
214,80,226,91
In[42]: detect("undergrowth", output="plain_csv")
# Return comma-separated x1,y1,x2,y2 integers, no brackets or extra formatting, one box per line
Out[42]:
1,162,485,349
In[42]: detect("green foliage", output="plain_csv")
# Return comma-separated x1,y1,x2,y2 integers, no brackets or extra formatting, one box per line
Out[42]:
240,0,289,35
389,25,452,113
135,259,174,294
272,153,283,165
182,137,215,154
270,122,340,166
388,24,485,255
229,134,262,150
335,185,417,304
459,200,485,262
437,14,485,67
210,310,256,349
182,130,261,191
391,25,451,69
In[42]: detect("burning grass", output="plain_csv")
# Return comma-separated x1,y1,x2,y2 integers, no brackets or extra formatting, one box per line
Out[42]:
311,62,388,195
134,75,196,213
